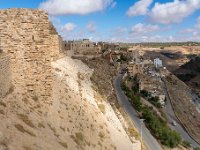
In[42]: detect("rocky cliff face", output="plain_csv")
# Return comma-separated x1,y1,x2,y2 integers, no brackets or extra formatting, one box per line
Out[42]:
174,56,200,92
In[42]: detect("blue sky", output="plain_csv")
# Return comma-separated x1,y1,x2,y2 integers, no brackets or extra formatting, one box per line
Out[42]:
1,0,200,42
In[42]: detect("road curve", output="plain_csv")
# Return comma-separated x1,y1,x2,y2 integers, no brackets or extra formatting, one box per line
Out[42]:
114,74,163,150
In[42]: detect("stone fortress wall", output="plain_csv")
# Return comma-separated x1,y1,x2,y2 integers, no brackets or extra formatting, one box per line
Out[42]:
0,53,11,98
0,8,61,101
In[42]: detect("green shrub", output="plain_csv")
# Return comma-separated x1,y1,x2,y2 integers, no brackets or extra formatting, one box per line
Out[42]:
121,79,181,148
182,140,191,148
142,106,181,148
140,90,150,97
148,96,162,108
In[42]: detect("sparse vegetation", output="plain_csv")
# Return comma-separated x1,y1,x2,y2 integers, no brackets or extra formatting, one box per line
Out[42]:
98,131,105,139
140,90,150,98
0,109,5,115
48,123,59,137
119,54,128,62
38,122,45,128
128,127,139,139
15,124,36,137
142,106,181,148
59,142,68,149
0,101,6,107
71,132,85,147
75,132,84,142
121,79,181,148
182,140,191,148
23,146,33,150
98,104,105,114
60,126,65,132
0,138,9,150
148,96,161,108
121,81,142,112
77,72,85,80
31,94,38,101
17,114,35,128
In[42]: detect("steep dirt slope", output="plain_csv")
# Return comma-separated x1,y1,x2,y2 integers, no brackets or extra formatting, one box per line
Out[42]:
165,75,200,143
0,56,140,150
174,56,200,92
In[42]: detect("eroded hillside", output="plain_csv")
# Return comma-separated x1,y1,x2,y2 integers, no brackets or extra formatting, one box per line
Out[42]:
0,9,140,150
0,56,141,150
174,56,200,94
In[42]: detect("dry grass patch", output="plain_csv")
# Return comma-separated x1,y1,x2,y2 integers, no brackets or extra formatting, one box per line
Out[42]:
71,132,85,147
15,124,36,137
77,72,85,80
48,123,59,137
22,97,29,104
31,94,38,102
0,109,5,115
59,142,68,149
98,104,105,114
75,132,84,142
60,126,65,132
55,68,62,72
38,122,45,128
17,114,35,128
0,101,6,107
98,131,106,139
128,127,139,139
23,146,33,150
0,138,9,150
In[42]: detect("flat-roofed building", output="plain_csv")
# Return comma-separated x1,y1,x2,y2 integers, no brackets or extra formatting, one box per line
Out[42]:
154,58,163,68
64,39,101,55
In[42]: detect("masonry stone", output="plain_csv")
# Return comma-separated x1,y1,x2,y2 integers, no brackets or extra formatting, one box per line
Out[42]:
0,54,11,98
0,8,62,101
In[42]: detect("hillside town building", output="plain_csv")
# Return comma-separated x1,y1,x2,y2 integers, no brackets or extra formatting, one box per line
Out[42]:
64,39,101,55
154,58,163,68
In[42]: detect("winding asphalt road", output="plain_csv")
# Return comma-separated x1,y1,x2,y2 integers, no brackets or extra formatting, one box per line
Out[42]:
161,78,200,148
114,74,163,150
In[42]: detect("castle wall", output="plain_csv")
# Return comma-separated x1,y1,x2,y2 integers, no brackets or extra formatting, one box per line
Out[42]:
0,54,11,98
0,8,61,101
65,40,101,55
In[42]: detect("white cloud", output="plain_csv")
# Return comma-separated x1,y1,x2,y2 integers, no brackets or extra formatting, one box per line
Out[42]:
150,0,200,24
127,0,153,16
86,22,97,33
62,23,76,32
39,0,115,15
130,23,160,35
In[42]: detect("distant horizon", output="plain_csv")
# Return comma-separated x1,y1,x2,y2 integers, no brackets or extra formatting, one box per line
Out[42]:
64,39,200,44
1,0,200,43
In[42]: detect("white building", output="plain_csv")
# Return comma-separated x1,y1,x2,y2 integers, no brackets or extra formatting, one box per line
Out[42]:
154,58,163,68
